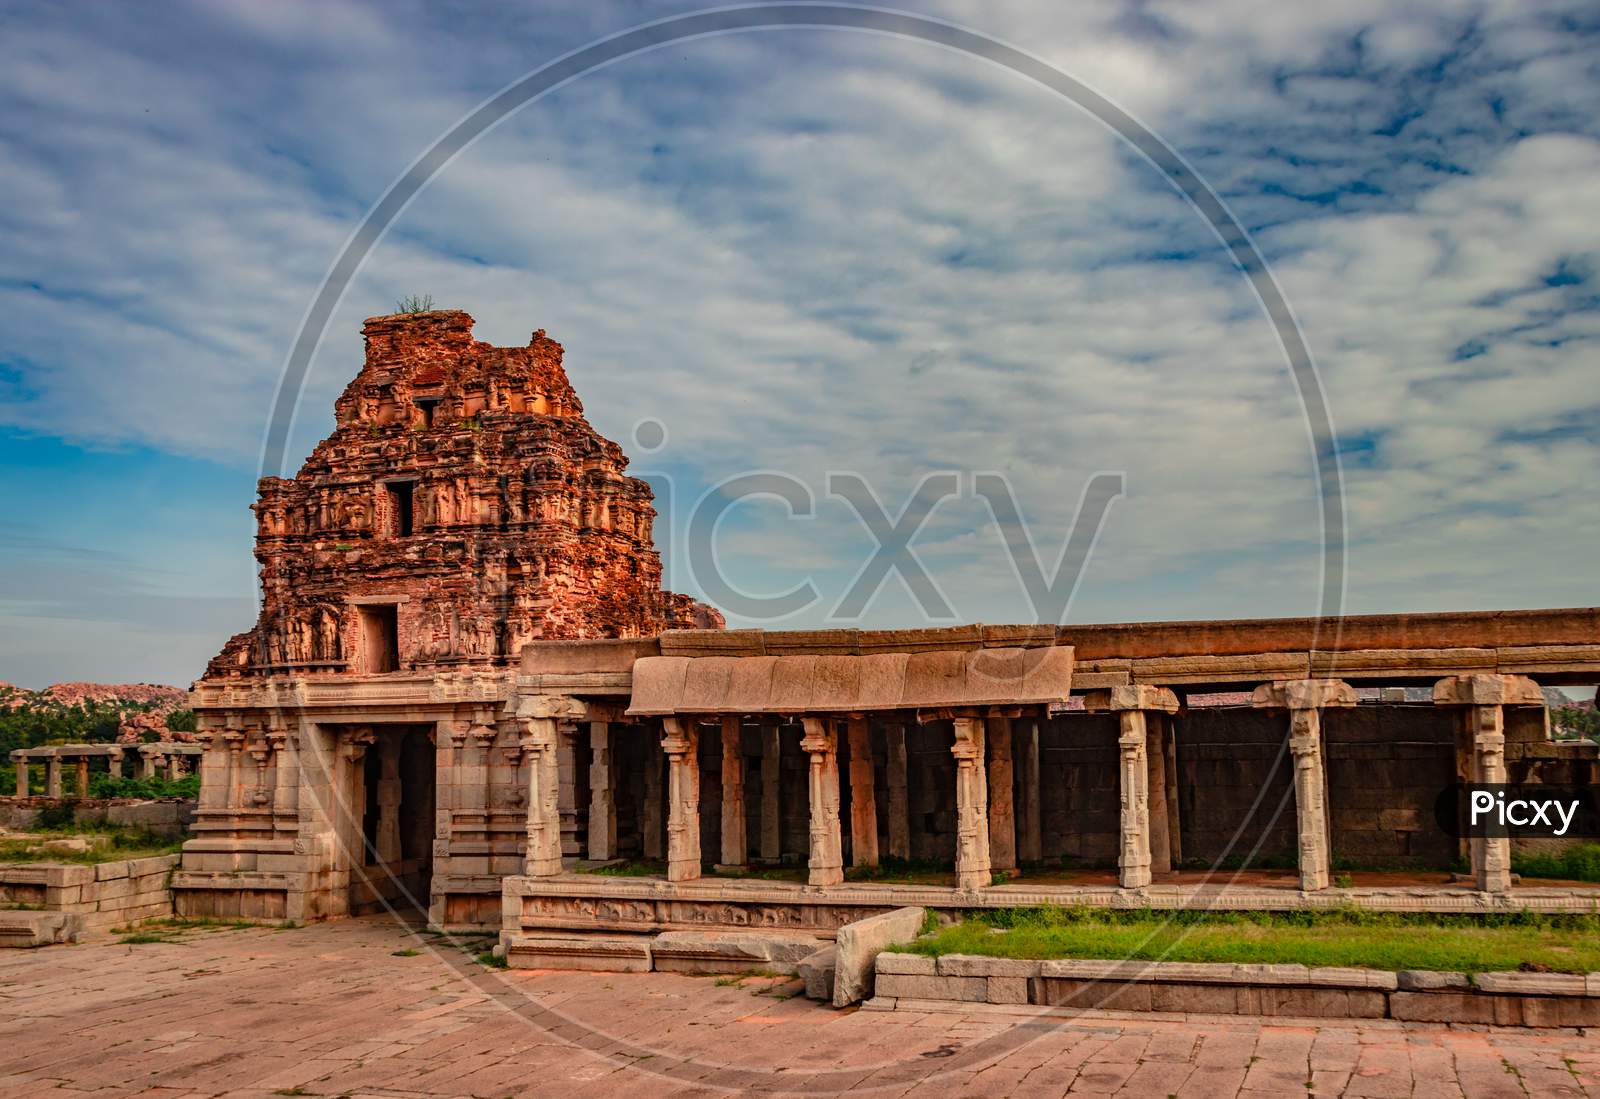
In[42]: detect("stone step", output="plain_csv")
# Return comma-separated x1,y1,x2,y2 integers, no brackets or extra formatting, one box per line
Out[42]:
502,932,653,972
646,929,826,975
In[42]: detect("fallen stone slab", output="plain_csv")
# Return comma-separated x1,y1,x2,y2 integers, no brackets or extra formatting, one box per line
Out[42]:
798,944,837,1001
834,906,925,1007
0,910,79,948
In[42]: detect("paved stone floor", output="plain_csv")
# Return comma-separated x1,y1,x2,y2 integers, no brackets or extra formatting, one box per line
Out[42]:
2,918,1598,1098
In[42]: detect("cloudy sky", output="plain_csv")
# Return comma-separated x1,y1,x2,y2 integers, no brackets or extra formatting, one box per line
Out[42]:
1,0,1596,687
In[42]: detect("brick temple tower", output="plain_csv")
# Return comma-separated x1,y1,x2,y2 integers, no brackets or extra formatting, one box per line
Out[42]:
207,310,719,678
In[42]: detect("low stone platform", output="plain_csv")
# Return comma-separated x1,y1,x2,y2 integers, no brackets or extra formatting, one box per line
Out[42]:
501,872,1600,947
868,953,1600,1028
0,853,177,942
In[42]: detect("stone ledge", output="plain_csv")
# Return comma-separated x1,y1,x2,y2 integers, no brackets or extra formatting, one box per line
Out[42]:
867,955,1600,1027
503,933,652,973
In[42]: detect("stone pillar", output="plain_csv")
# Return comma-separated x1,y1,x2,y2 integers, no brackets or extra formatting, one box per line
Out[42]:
759,719,781,863
514,698,579,879
1085,686,1181,890
375,736,402,864
1146,714,1172,875
12,753,27,798
1251,679,1356,892
662,716,701,882
719,716,746,869
107,747,123,780
885,723,910,861
587,721,616,861
1433,674,1543,895
167,752,184,782
799,717,843,887
642,733,664,861
846,716,878,869
75,756,89,797
951,716,991,892
45,754,61,799
986,715,1016,874
139,746,160,780
1016,717,1042,865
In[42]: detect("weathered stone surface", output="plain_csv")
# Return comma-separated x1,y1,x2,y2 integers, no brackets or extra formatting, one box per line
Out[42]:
1396,969,1472,991
1474,970,1590,996
874,951,936,976
0,910,79,948
833,906,925,1007
798,944,837,1001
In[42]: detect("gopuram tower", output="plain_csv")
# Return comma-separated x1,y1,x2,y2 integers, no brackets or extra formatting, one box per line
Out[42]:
207,309,719,679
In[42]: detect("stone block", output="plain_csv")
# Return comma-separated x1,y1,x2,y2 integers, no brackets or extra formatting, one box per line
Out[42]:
1475,971,1589,996
986,976,1031,1004
873,973,988,1002
798,945,837,1002
0,910,80,948
874,952,936,976
504,934,653,973
1036,977,1151,1011
1305,966,1398,990
1397,970,1471,991
936,954,1040,979
95,860,132,882
833,906,926,1007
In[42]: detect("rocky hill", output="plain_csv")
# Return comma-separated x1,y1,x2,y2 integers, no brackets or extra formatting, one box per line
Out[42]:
0,682,187,714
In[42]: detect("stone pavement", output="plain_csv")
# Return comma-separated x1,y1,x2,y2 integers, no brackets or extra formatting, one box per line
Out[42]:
1,918,1597,1098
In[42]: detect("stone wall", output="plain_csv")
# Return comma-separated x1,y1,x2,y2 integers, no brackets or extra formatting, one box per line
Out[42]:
1040,714,1120,867
1323,705,1456,867
1176,708,1299,866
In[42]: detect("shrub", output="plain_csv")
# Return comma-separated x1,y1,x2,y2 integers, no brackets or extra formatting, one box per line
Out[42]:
395,293,435,314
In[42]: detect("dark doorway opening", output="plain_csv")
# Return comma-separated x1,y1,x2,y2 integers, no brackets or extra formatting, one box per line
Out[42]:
353,726,436,919
357,603,399,673
385,480,415,536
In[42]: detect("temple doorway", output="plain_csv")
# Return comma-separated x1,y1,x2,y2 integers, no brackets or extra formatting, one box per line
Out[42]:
351,725,436,918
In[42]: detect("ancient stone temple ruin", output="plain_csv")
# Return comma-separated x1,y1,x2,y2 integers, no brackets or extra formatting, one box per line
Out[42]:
178,309,1600,949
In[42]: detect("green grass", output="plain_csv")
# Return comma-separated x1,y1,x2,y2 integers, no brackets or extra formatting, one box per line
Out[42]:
574,859,663,877
1513,844,1600,883
903,905,1600,974
0,824,181,865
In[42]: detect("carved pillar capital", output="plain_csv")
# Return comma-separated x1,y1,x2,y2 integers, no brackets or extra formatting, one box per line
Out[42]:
1251,679,1357,712
1084,685,1181,714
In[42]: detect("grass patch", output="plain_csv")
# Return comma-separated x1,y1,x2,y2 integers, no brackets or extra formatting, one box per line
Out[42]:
1513,844,1600,883
574,859,663,877
392,948,421,957
904,905,1600,974
0,825,181,865
475,950,508,969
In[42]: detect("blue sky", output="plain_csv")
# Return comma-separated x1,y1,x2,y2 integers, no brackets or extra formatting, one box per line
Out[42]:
1,0,1597,687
